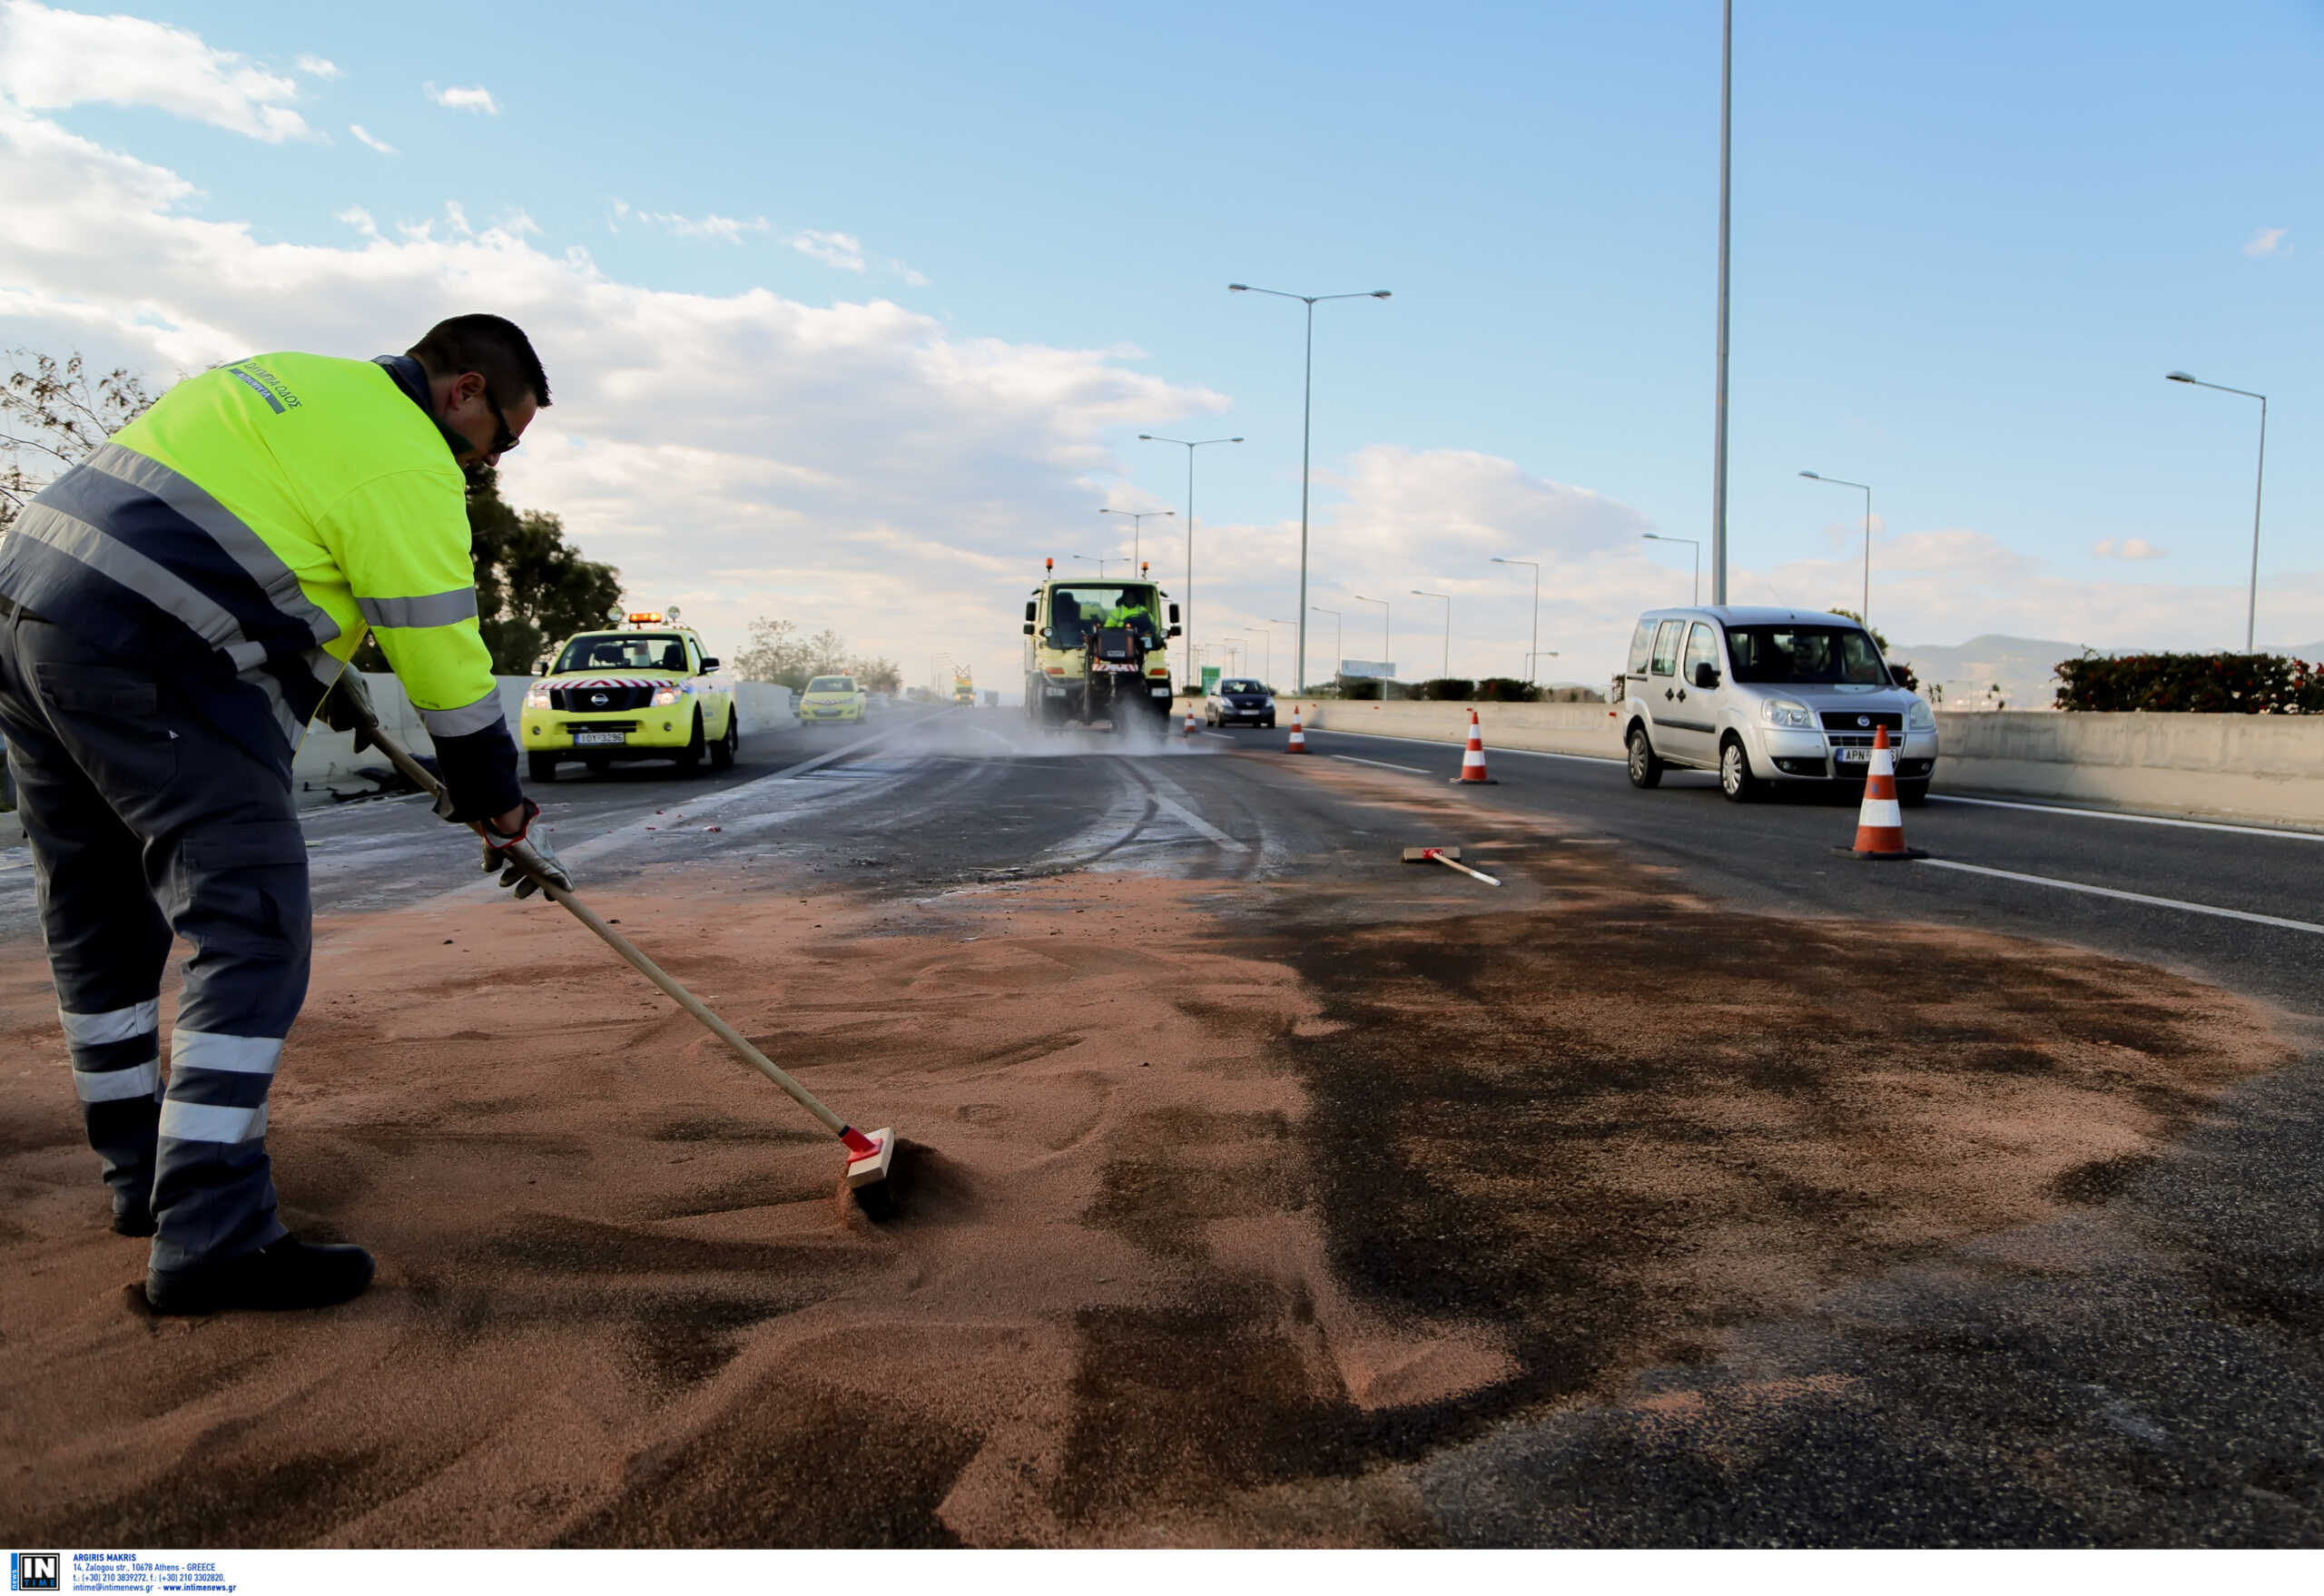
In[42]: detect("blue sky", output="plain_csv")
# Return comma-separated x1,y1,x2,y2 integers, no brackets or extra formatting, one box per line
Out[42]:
3,1,2318,690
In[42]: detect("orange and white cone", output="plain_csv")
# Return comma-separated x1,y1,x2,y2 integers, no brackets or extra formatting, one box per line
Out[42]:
1847,726,1922,858
1183,707,1197,737
1451,708,1498,784
1285,709,1308,754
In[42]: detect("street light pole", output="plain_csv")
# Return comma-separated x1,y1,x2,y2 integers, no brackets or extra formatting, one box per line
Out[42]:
1244,628,1269,685
1267,619,1298,692
1527,649,1561,685
1412,589,1451,678
2165,371,2270,652
1071,555,1126,577
1797,473,1872,626
1311,606,1342,690
1710,0,1732,605
1640,533,1701,606
1098,507,1174,572
1228,284,1392,691
1137,436,1240,677
1490,557,1541,680
1351,593,1390,682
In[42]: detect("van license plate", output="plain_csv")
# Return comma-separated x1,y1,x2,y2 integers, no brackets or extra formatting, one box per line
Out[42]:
574,731,625,746
1836,746,1870,764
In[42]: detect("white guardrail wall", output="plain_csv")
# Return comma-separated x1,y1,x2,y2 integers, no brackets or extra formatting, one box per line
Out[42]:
1213,697,2324,830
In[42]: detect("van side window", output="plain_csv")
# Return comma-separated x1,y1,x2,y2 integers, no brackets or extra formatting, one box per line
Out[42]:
1649,619,1684,676
1682,622,1718,683
1626,620,1657,675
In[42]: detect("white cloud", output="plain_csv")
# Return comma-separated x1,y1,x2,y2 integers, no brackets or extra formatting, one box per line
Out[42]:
0,94,1225,699
610,200,771,244
295,54,340,80
349,123,397,155
791,229,866,272
0,0,313,142
2243,226,2290,258
424,82,498,115
2092,537,2167,561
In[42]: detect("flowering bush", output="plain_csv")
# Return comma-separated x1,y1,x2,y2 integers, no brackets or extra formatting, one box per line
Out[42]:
2053,652,2322,714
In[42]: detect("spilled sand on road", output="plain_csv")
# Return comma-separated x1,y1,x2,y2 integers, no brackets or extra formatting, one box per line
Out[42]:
0,767,2296,1546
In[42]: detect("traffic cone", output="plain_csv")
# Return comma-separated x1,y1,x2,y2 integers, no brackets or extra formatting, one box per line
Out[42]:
1285,708,1308,754
1846,727,1923,859
1183,707,1197,737
1451,708,1499,784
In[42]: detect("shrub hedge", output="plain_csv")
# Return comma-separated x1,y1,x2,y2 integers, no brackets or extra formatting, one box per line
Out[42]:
2053,652,2321,714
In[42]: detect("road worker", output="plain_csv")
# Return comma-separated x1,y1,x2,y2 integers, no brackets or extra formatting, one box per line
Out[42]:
0,313,572,1314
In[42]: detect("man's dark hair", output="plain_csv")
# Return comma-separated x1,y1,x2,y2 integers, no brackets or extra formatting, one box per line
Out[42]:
407,313,551,407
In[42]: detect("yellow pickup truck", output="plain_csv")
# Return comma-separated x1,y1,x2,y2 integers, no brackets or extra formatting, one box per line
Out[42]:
520,612,738,781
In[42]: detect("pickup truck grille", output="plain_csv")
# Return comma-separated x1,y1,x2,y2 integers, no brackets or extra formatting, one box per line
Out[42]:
552,685,655,711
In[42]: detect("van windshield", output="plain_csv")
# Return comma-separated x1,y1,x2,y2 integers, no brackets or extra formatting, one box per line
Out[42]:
1724,626,1889,685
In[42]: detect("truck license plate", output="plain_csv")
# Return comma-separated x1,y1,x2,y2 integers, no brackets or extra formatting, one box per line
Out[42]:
574,731,625,746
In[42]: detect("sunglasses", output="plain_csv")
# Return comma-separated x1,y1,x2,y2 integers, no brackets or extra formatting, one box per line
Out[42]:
482,386,521,456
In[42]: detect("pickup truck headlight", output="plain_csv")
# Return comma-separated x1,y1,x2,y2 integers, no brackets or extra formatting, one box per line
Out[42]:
1761,698,1816,729
1907,698,1936,730
651,682,696,706
524,682,551,708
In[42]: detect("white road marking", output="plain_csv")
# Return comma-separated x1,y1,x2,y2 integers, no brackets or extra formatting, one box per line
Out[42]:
1132,766,1251,852
1918,858,2324,936
1332,754,1431,775
1927,793,2324,843
1203,732,1237,742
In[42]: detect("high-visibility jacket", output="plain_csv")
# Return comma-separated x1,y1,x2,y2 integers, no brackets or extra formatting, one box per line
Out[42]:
0,351,519,817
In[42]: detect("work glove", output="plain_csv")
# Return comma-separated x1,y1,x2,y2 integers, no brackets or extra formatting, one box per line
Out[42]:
315,669,379,752
479,798,573,900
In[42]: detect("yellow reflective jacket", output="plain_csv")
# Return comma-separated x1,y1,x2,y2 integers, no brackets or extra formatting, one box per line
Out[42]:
0,351,517,811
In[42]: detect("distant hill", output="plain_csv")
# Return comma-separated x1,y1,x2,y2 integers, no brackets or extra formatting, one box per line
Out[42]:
1890,634,2324,711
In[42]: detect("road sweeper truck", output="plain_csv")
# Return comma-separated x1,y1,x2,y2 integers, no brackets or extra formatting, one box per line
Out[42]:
1021,558,1181,732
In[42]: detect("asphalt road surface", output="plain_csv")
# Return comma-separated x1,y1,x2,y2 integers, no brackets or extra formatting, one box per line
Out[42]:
5,704,2320,1545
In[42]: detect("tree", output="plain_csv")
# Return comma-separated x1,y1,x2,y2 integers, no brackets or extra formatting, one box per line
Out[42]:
353,466,621,674
847,655,901,695
0,350,155,530
732,616,812,687
730,615,900,693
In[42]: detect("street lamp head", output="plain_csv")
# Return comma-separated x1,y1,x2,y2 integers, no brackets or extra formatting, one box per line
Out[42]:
2165,371,2196,383
1229,437,1244,443
1798,471,1821,480
1227,283,1250,292
1137,433,1153,440
1371,291,1392,299
1640,533,1661,541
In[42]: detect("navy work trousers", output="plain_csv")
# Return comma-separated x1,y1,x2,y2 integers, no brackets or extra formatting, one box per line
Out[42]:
0,610,310,1271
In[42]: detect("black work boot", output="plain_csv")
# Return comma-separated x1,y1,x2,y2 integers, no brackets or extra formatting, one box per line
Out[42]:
145,1235,375,1315
111,1195,156,1237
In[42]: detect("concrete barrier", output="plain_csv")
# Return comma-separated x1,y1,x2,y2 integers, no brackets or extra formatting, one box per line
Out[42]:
1280,697,1623,759
1246,695,2324,830
1932,711,2324,828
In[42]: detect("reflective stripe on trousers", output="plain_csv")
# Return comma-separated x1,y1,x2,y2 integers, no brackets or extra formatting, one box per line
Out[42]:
0,610,309,1269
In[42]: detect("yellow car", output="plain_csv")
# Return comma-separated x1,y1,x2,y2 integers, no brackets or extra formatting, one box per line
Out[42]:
521,613,738,781
797,674,867,726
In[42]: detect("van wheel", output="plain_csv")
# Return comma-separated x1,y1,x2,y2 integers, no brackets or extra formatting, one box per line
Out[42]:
1719,737,1760,803
527,753,558,783
1896,778,1930,808
710,712,738,770
674,710,704,773
1626,726,1663,789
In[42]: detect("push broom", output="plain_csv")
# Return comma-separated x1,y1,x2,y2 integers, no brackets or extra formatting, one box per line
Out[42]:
346,704,899,1204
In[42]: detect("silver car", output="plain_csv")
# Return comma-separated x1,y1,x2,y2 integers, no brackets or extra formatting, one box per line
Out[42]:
1205,678,1277,728
1616,606,1937,803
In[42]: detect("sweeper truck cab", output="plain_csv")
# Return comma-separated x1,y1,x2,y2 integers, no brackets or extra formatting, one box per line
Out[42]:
1022,558,1181,732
